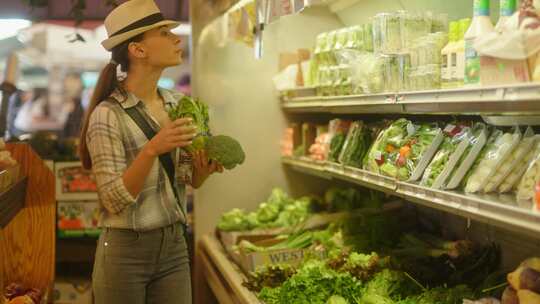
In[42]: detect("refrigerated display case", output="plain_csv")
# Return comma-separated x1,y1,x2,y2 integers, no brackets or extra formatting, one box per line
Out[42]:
190,0,540,303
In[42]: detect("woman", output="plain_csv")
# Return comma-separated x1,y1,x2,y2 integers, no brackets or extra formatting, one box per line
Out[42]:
79,0,222,303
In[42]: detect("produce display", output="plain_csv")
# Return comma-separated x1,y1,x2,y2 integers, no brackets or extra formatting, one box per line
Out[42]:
240,216,504,304
217,188,311,231
167,96,245,170
217,187,372,232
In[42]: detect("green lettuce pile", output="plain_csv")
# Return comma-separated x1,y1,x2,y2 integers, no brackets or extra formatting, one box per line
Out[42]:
217,188,314,231
168,96,245,170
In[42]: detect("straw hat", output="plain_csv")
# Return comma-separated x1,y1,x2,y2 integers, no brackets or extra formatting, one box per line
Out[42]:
101,0,180,51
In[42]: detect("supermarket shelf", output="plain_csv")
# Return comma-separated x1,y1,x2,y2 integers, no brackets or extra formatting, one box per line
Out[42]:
281,156,540,238
0,177,28,228
281,83,540,116
200,235,262,304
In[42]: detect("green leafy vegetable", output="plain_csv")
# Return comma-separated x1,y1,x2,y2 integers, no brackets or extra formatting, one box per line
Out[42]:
167,96,245,170
258,260,363,304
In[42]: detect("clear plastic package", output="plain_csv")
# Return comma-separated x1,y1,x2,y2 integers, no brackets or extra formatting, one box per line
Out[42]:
445,123,489,190
397,54,411,92
338,121,372,168
382,55,400,92
431,12,449,32
465,127,522,193
364,23,374,52
421,125,472,189
401,11,431,51
517,150,540,203
406,124,444,181
374,12,403,53
345,51,385,94
499,137,540,193
484,127,537,193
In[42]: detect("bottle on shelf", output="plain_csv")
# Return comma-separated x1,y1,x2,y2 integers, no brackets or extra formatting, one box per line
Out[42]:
441,21,459,89
495,0,517,31
464,0,494,86
454,18,471,88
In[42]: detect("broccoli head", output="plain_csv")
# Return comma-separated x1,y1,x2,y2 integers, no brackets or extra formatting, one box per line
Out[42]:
206,135,246,170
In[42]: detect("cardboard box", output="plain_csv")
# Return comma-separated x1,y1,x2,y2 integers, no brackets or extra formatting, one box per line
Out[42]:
480,56,530,86
55,162,98,201
232,238,327,273
53,278,92,304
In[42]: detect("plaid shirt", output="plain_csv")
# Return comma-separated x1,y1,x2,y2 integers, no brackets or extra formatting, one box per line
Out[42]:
86,88,192,231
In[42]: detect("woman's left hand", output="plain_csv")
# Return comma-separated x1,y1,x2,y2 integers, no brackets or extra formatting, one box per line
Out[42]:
191,150,223,187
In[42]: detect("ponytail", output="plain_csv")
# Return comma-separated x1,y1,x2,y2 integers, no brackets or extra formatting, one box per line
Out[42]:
79,33,144,170
79,63,119,169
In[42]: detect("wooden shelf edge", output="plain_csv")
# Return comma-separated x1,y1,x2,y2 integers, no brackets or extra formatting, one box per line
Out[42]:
0,177,28,228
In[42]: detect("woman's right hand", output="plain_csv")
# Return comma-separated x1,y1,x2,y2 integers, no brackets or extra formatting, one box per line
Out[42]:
144,118,197,157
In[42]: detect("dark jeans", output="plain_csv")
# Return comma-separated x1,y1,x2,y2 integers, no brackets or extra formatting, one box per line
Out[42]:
93,222,191,304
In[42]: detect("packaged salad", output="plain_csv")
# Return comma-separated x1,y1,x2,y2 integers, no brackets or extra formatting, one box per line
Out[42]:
517,152,540,203
363,118,411,176
327,119,352,163
402,123,444,181
499,136,540,194
484,127,537,193
465,127,522,193
445,123,489,190
420,124,471,189
338,121,372,168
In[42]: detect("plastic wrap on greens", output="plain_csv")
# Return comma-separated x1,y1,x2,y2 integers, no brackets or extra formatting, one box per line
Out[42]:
445,123,488,190
516,151,540,202
363,119,411,174
420,126,470,189
338,121,372,168
465,127,522,193
346,51,385,93
500,138,540,193
400,123,443,181
484,127,536,193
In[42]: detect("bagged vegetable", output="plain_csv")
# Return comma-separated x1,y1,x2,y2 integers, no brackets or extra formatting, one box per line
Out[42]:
327,119,352,163
485,127,537,193
363,119,412,176
500,137,540,193
338,121,372,168
421,125,471,189
517,152,540,203
445,123,489,190
404,123,444,181
465,127,522,193
338,50,385,94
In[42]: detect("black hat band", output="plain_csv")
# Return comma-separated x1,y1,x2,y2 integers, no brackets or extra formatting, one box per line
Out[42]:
110,12,165,37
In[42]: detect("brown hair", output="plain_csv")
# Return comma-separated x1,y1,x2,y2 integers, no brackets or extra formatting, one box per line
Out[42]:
79,34,144,169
